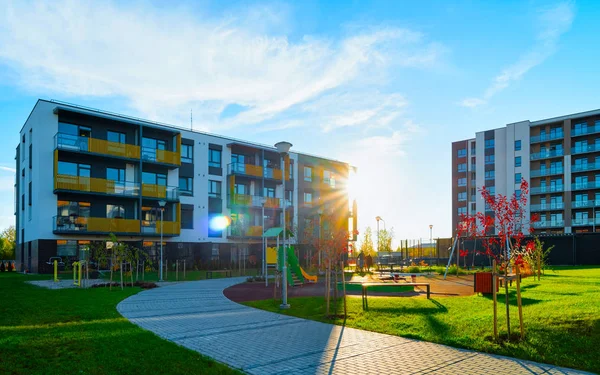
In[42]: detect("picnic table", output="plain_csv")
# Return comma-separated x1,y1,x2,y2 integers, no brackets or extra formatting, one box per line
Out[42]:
206,270,232,279
361,282,431,310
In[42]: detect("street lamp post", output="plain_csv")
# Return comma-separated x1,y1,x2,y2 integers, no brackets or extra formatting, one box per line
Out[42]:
275,141,292,310
158,200,166,282
317,209,323,268
429,224,433,257
376,216,385,252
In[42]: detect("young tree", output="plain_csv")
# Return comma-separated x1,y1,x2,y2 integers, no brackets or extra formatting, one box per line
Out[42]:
378,228,394,253
0,226,16,260
358,227,375,257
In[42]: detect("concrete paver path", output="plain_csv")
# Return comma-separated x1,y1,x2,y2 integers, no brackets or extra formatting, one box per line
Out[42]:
117,278,591,375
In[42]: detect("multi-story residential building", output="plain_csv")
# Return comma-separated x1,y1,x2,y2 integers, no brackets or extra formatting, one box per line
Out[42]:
15,100,357,273
452,108,600,236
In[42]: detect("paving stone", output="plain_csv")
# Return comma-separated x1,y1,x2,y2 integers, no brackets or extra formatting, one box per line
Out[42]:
117,277,592,375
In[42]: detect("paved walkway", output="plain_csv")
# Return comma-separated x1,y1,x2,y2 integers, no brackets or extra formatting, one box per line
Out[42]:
117,278,591,375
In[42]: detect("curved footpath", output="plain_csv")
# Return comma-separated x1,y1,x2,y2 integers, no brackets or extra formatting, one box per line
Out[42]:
117,278,591,375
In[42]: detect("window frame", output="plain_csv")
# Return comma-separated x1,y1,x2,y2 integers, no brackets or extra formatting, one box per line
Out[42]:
209,149,222,168
181,144,193,163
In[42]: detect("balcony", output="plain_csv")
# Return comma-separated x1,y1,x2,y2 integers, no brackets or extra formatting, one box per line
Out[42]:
530,185,564,194
571,144,600,155
227,194,289,209
54,174,140,197
227,163,287,181
228,225,264,238
141,184,179,201
55,133,140,160
530,202,564,212
572,200,600,209
530,132,564,144
141,147,181,166
141,220,180,236
533,220,564,228
530,149,564,160
572,217,600,227
572,124,600,137
53,216,140,235
572,162,600,173
572,181,600,191
530,167,564,177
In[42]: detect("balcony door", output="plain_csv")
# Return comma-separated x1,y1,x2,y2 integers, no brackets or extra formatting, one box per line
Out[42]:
58,123,91,151
107,168,126,194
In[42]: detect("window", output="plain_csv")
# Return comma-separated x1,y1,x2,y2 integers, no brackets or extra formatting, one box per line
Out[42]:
107,131,126,144
457,148,467,158
58,162,90,177
264,187,275,198
179,177,193,195
209,149,221,168
231,153,245,165
208,180,221,198
485,170,495,180
304,167,312,182
181,207,193,229
485,154,495,165
458,192,467,201
303,192,312,206
106,204,125,218
234,183,247,195
470,143,476,155
457,177,467,187
573,122,588,136
485,139,495,149
107,168,125,183
515,140,521,151
142,172,167,186
181,144,193,163
57,201,90,218
515,189,521,199
515,173,522,184
142,137,166,161
458,163,467,172
323,171,335,188
515,156,521,167
488,186,495,196
458,207,467,215
28,144,32,169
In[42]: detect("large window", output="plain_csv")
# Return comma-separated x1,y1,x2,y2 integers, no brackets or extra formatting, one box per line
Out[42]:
106,204,125,219
142,137,166,161
457,177,466,187
57,201,90,217
234,183,247,195
457,163,467,172
142,172,167,186
264,187,275,198
107,168,125,182
179,177,193,195
208,180,221,198
515,156,521,167
485,139,495,149
515,173,522,184
484,170,495,180
303,192,312,206
58,161,90,177
458,192,467,201
181,207,193,229
457,148,467,158
515,140,522,151
484,154,495,165
323,171,335,188
209,149,221,168
231,153,245,164
458,207,467,215
107,131,126,144
181,144,193,163
304,166,312,182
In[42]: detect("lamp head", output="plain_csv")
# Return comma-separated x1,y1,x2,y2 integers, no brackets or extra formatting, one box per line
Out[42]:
274,141,292,155
158,200,167,208
376,216,382,222
429,224,433,229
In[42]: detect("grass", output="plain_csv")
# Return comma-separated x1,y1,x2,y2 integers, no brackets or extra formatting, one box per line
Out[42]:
0,272,241,375
245,266,600,373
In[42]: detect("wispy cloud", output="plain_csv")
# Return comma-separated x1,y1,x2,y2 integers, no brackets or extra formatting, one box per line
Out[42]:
0,166,16,173
0,0,442,131
460,2,575,108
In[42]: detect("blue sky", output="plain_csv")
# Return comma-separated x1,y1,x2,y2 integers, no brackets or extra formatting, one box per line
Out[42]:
0,0,597,244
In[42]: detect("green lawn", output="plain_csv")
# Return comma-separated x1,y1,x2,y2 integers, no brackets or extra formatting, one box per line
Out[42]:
0,273,241,375
245,266,600,373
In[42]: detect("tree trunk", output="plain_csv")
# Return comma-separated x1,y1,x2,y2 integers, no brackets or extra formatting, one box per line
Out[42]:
325,260,330,317
341,261,347,317
136,259,139,282
130,263,134,287
492,260,498,341
537,251,541,281
504,265,510,338
515,264,524,340
109,255,114,291
120,261,124,290
333,263,338,316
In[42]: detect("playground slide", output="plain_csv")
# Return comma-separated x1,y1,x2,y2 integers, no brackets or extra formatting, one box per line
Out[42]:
300,266,317,283
277,246,318,286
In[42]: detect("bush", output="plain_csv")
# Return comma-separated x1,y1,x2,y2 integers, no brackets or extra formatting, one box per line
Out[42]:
91,281,158,289
407,266,421,273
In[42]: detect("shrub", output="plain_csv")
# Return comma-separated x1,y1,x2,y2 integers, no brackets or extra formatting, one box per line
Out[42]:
407,266,421,273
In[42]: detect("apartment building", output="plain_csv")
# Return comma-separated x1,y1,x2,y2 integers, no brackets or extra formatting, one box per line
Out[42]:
452,108,600,236
15,100,357,273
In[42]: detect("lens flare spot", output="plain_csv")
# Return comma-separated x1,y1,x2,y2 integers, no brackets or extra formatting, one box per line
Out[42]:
209,215,231,231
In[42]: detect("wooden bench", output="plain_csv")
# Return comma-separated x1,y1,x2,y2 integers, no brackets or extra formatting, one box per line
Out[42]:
206,270,232,279
361,282,431,310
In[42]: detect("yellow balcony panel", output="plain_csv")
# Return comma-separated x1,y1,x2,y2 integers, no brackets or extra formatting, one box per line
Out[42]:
155,221,180,235
245,164,263,177
264,197,280,209
87,218,140,233
156,149,181,166
142,184,167,199
88,138,140,159
55,174,140,196
247,226,263,236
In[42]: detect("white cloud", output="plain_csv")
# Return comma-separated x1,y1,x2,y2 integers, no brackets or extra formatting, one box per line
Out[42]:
460,2,575,108
0,0,442,131
0,166,16,173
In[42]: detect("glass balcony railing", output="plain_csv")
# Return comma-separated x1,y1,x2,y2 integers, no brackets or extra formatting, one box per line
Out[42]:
572,162,600,173
530,149,564,160
141,147,181,166
54,174,140,197
571,144,600,155
530,185,564,194
53,216,141,234
572,181,600,191
55,133,141,159
572,125,600,137
141,184,179,201
533,220,564,228
227,162,289,181
227,194,290,209
530,203,564,212
228,225,264,238
571,217,600,227
530,132,564,143
530,167,564,177
572,200,600,209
